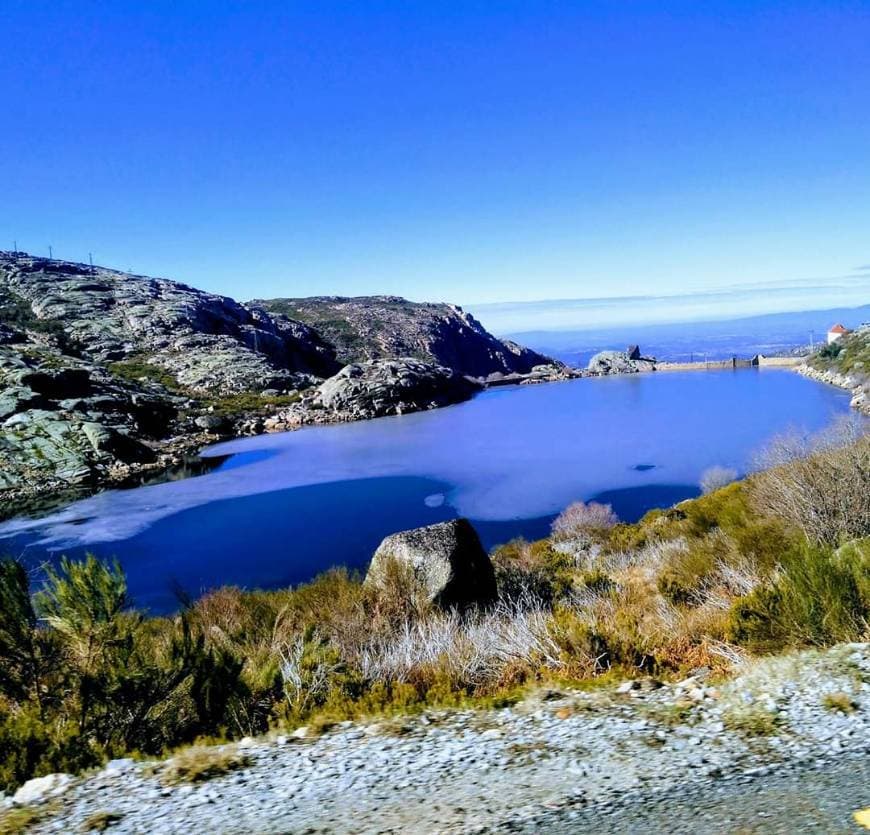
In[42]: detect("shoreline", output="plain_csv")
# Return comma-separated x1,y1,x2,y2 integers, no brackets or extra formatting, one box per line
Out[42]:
796,363,870,415
0,356,853,523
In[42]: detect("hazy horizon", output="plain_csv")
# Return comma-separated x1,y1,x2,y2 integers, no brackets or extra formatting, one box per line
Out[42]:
469,273,870,334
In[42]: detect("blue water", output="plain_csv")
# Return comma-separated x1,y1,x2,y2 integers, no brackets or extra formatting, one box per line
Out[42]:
0,369,853,612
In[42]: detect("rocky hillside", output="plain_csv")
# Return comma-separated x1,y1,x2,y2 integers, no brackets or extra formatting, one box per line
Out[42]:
0,253,558,503
799,324,869,414
254,295,552,378
0,252,339,393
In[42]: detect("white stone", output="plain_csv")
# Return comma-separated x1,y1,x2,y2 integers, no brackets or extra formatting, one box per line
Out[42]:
13,774,72,806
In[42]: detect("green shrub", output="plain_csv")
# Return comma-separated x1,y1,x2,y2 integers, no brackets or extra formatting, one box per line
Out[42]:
725,543,867,652
657,536,720,605
0,701,98,794
108,359,179,390
491,539,575,602
0,555,253,789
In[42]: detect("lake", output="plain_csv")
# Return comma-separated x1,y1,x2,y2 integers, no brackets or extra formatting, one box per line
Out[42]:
0,369,853,612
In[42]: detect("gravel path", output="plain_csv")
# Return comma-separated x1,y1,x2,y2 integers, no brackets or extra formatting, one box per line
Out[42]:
6,643,869,834
507,751,870,833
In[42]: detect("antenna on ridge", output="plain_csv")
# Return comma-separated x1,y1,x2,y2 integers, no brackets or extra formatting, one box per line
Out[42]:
89,252,94,273
49,245,53,259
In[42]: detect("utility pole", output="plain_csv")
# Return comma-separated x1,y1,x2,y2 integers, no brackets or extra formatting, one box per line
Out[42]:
49,245,53,259
809,330,814,351
13,240,17,253
89,252,94,273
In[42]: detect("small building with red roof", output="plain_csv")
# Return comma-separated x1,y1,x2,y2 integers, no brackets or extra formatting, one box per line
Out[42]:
827,323,849,345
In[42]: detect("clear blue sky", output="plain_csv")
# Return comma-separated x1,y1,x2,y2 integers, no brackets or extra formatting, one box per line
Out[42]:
2,0,869,307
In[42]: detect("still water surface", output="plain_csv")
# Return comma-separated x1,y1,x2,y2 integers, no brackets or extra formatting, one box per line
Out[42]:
0,369,852,611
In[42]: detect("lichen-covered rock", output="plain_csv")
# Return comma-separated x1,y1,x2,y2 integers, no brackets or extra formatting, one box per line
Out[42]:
0,253,339,395
282,358,482,424
254,296,556,378
0,251,553,502
366,518,497,608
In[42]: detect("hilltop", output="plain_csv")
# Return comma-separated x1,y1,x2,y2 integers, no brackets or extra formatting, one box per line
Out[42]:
0,253,558,505
254,295,550,377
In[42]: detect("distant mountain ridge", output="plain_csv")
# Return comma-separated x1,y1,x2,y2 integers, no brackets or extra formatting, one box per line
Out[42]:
508,304,870,367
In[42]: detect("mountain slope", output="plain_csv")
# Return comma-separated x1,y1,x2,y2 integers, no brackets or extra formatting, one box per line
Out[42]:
0,253,339,394
254,295,552,378
0,253,557,501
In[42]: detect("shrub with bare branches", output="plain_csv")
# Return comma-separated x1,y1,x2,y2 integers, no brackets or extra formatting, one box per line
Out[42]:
750,418,870,545
551,501,618,546
700,465,738,494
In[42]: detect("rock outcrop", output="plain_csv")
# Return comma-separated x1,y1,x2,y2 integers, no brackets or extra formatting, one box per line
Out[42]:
254,295,553,378
0,350,173,490
588,349,656,375
0,251,560,504
270,359,482,426
797,365,869,415
0,252,339,394
797,326,869,415
366,518,497,608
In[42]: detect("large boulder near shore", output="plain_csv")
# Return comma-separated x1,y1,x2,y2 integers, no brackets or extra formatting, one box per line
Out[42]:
282,358,482,424
366,518,497,609
588,349,656,375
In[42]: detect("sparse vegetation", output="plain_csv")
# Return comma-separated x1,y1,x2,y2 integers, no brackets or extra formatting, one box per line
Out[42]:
551,501,618,547
199,390,301,418
721,704,781,737
0,423,867,791
700,465,738,494
82,810,125,832
821,691,858,714
751,419,870,546
810,328,870,376
160,745,250,785
107,358,179,391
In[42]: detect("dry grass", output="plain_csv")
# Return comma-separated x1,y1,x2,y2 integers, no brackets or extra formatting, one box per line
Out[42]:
354,597,561,688
82,810,125,831
821,691,858,714
161,745,251,785
0,807,45,835
721,705,781,737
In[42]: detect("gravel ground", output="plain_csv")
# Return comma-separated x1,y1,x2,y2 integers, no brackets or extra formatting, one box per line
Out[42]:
507,751,870,833
5,643,869,834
